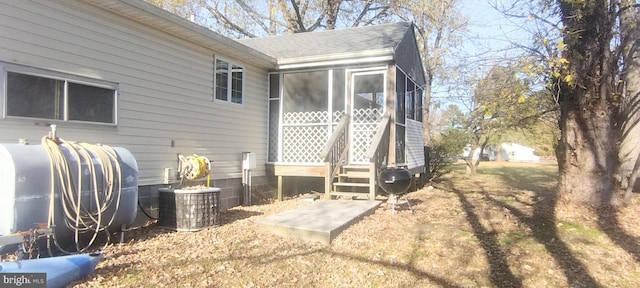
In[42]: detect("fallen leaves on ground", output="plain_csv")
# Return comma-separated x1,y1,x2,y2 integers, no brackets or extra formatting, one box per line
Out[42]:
72,162,640,288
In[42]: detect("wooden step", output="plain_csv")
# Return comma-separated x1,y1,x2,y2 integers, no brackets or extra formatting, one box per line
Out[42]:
332,182,370,194
330,164,375,197
338,171,370,179
342,165,369,170
333,182,370,187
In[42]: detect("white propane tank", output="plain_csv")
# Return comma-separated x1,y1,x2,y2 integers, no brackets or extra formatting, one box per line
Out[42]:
0,141,138,245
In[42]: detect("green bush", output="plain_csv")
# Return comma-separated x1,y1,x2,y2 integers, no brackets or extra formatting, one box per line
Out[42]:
427,127,468,181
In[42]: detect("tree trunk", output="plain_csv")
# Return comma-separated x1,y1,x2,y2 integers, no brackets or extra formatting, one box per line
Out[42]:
618,0,640,200
465,159,477,174
324,0,341,30
268,0,277,35
464,141,487,175
555,0,622,206
557,96,619,205
464,156,483,175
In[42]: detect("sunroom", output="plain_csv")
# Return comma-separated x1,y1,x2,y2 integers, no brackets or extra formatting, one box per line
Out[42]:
240,22,427,199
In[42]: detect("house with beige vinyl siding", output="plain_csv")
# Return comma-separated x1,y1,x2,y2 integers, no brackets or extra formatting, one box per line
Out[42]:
0,0,275,219
0,0,426,223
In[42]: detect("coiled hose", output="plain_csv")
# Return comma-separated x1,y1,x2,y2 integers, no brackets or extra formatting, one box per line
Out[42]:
42,136,122,253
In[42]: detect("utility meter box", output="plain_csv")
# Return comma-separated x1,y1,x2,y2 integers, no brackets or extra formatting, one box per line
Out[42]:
242,152,256,170
163,167,177,184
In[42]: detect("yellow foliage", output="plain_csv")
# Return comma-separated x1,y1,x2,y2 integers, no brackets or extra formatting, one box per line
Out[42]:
563,74,574,85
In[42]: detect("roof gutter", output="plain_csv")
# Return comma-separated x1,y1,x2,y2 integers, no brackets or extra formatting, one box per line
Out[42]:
276,48,395,70
277,55,394,70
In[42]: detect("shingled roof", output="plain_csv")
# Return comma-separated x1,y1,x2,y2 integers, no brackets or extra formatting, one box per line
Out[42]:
238,22,414,68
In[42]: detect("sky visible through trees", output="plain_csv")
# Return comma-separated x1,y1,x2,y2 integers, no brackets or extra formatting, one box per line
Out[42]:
432,0,538,108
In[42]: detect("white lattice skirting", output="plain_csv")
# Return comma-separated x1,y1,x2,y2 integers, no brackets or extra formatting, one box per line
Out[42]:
275,109,381,163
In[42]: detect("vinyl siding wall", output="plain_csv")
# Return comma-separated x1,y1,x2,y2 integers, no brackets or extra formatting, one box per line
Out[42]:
0,0,269,188
405,119,425,172
394,26,426,87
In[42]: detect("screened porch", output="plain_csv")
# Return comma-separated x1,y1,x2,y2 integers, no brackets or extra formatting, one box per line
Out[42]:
266,66,424,199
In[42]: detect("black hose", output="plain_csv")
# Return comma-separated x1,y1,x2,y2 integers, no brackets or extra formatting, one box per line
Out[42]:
137,200,158,220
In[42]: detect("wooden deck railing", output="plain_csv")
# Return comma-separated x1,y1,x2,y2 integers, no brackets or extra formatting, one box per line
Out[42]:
365,112,391,199
322,114,350,195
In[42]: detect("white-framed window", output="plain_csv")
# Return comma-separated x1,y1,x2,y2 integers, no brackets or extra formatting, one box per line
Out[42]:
1,63,117,125
214,57,244,104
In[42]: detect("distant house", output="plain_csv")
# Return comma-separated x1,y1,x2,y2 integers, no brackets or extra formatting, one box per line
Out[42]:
462,146,489,160
500,143,541,162
462,143,540,162
0,0,426,223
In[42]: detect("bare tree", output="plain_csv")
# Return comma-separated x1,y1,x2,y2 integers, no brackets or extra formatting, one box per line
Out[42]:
146,0,200,19
146,0,396,37
392,0,467,145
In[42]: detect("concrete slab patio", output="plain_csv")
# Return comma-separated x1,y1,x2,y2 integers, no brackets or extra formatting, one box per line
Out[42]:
256,200,382,244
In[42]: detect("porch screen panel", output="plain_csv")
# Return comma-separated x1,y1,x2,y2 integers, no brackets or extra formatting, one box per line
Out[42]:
406,81,415,120
268,74,280,162
332,69,346,122
282,71,329,163
395,70,406,125
394,69,407,164
332,69,347,136
396,125,406,164
416,88,423,122
351,73,385,164
268,100,280,162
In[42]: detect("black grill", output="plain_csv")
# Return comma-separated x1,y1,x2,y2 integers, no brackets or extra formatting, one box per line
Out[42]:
378,167,412,195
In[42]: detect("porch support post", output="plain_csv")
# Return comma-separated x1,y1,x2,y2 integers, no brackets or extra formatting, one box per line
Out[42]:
277,175,283,201
325,162,332,196
368,162,376,200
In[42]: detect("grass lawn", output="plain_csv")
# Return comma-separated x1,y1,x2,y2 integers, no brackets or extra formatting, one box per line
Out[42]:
75,161,640,287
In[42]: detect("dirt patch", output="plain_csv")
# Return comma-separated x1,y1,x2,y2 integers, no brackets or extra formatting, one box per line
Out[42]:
70,162,640,287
